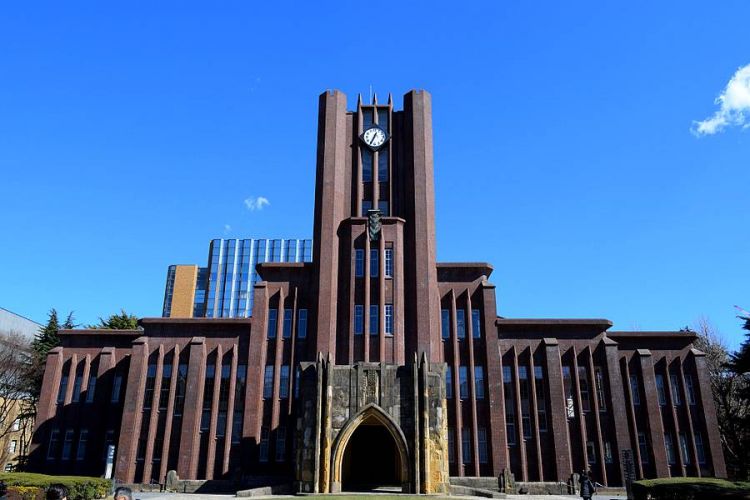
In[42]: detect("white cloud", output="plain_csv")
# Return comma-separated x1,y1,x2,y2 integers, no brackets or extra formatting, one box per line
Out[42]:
692,63,750,136
244,196,270,211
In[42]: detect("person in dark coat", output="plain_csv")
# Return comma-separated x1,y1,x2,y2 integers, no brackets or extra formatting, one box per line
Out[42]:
579,470,596,500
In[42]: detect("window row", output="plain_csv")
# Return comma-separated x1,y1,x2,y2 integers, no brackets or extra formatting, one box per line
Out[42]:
258,426,289,463
503,365,548,443
354,248,394,278
352,304,395,336
445,366,485,400
263,365,300,400
441,308,482,340
267,308,308,340
629,372,697,407
447,427,489,464
47,428,90,462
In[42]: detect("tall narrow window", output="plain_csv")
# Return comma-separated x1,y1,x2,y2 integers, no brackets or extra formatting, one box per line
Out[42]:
231,365,246,444
471,309,481,338
563,366,575,418
378,200,389,216
297,309,308,339
361,200,372,216
478,427,489,464
279,366,290,399
355,249,364,278
656,374,667,406
385,305,393,335
462,427,471,464
695,432,706,464
47,430,60,460
143,363,157,410
685,374,697,405
362,150,373,183
446,367,453,399
384,249,394,278
378,148,388,182
85,375,97,403
578,366,590,412
283,309,293,338
679,432,691,464
173,364,188,417
664,433,676,465
201,363,215,432
456,310,466,339
354,305,364,335
534,365,548,432
630,374,641,406
605,441,614,464
369,305,379,335
503,366,516,445
448,428,455,463
9,440,17,454
62,429,74,460
57,374,69,404
275,427,286,462
111,374,123,403
475,366,485,399
638,432,650,464
587,441,597,464
259,427,269,462
519,366,531,438
76,429,88,461
159,363,172,410
263,366,274,399
441,309,450,339
670,374,682,405
295,366,301,399
267,309,278,339
594,367,606,411
459,366,469,399
72,372,83,403
370,249,379,277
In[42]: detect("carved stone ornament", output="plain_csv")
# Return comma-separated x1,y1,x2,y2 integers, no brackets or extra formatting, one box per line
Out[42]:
367,209,382,241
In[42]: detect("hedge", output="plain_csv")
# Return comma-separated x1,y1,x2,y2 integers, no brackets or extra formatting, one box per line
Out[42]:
632,477,750,500
0,472,111,500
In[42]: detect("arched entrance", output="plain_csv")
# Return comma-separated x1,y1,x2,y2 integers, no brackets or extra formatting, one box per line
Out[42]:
330,404,410,493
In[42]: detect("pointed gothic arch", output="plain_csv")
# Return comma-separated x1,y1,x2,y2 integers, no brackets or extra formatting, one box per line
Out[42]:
330,403,411,492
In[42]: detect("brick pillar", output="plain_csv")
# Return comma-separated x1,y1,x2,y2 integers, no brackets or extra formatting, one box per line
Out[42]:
177,337,207,479
482,281,508,476
691,349,727,477
29,347,64,465
637,349,669,478
603,336,630,485
544,338,573,481
115,337,149,483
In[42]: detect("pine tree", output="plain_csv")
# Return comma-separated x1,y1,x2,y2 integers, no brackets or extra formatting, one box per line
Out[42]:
88,309,139,330
29,309,75,400
729,314,750,375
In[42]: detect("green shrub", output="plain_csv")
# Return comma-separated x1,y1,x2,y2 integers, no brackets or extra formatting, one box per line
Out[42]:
632,477,750,500
7,485,44,500
0,472,111,500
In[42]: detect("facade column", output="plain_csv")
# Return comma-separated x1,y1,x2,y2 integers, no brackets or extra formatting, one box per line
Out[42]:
482,282,508,475
676,358,700,475
177,337,207,479
663,358,685,475
690,349,727,477
205,344,224,479
543,338,572,481
584,346,607,485
465,290,480,475
528,350,544,481
637,349,670,478
222,345,239,475
511,346,528,481
115,337,149,483
142,344,165,482
570,347,589,468
621,358,644,478
449,290,463,475
159,345,181,482
603,336,631,484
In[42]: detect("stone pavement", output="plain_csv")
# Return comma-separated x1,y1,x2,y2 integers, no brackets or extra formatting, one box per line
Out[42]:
133,494,627,500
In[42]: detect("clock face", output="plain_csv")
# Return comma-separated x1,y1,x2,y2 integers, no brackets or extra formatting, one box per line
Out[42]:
362,126,387,149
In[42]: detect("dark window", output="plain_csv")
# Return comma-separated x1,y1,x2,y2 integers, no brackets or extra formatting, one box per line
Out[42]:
354,305,364,335
471,309,481,338
385,305,393,335
446,367,453,399
361,200,372,216
685,374,697,405
378,200,389,215
268,309,278,339
263,366,274,399
173,364,188,417
475,366,485,399
362,150,373,182
384,249,394,277
57,375,69,404
61,429,74,460
47,429,60,460
605,441,614,464
441,309,450,339
503,365,516,445
656,374,667,406
670,374,682,405
369,305,379,335
587,441,597,464
664,433,676,465
630,374,641,406
519,366,531,438
159,363,172,410
462,427,471,463
259,427,269,462
534,365,547,432
459,366,469,399
563,366,575,418
578,366,590,412
638,432,650,464
679,432,691,464
76,429,88,461
478,427,488,464
378,147,389,182
448,427,455,463
283,309,293,338
456,310,466,339
297,309,308,339
275,427,286,462
279,366,290,399
370,249,379,277
143,364,157,410
594,367,606,411
72,373,83,403
111,374,123,403
85,375,97,403
355,249,364,277
695,432,706,464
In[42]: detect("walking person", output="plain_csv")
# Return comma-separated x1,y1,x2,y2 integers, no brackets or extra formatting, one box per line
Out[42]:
579,470,596,500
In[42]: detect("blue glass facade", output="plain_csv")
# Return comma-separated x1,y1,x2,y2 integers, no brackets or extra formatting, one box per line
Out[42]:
204,238,312,318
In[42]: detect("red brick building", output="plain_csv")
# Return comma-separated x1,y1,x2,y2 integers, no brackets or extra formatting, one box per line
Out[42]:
29,90,726,492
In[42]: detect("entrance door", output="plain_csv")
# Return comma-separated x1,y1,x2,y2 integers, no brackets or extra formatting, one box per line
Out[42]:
341,422,402,491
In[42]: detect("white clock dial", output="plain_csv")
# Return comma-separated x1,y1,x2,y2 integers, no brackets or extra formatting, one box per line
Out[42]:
363,127,386,148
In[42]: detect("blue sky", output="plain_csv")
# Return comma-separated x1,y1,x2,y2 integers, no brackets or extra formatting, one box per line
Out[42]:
1,1,748,349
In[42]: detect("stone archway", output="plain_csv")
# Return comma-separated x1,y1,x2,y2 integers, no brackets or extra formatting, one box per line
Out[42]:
330,403,410,493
